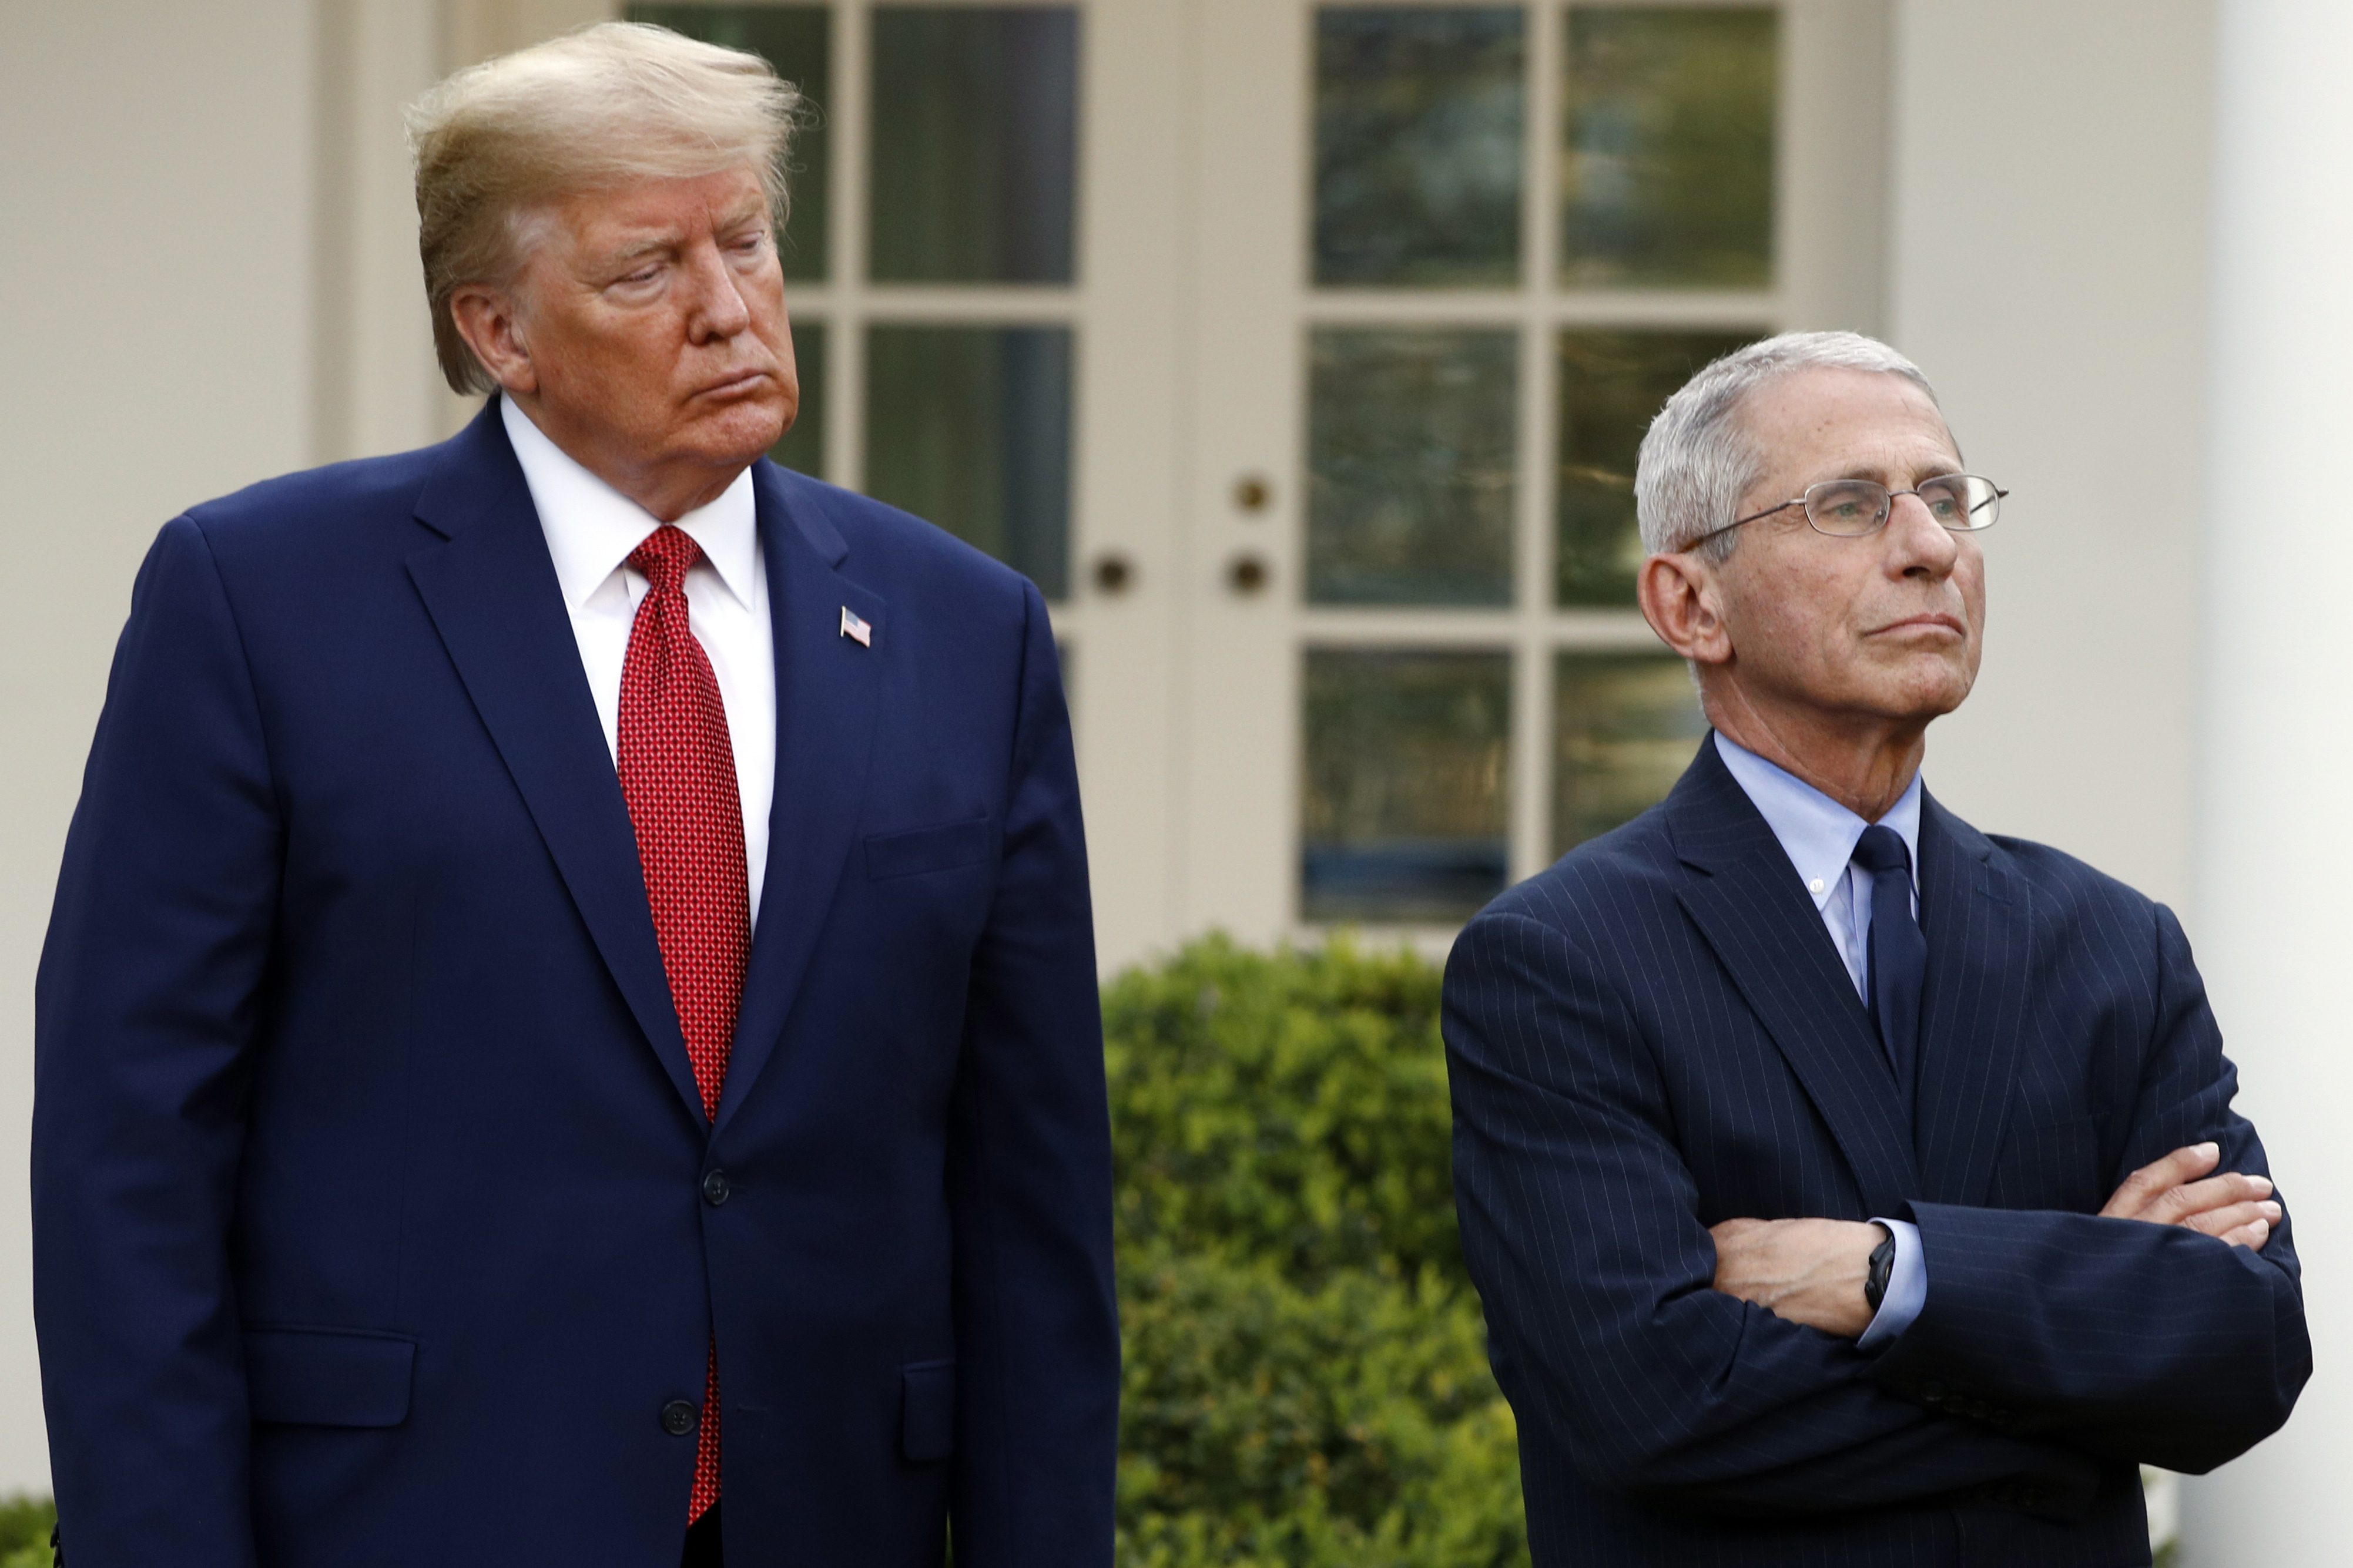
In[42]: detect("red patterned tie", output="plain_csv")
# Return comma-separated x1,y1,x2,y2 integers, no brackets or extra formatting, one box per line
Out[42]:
616,523,749,1525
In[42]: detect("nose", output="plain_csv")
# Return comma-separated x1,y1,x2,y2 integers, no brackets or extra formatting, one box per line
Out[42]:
1886,489,1960,577
683,240,752,343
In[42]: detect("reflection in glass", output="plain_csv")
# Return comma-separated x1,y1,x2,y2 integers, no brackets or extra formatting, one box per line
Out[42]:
626,4,831,281
1561,7,1777,288
1302,649,1511,922
768,318,826,477
864,324,1072,599
870,7,1078,283
1309,328,1517,606
1314,7,1525,286
1556,328,1757,607
1552,653,1707,856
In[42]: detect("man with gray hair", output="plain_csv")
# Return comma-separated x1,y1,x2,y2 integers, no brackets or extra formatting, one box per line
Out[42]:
33,23,1115,1567
1443,331,2306,1563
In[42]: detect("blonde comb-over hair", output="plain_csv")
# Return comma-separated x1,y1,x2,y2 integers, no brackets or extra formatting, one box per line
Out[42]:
407,21,802,394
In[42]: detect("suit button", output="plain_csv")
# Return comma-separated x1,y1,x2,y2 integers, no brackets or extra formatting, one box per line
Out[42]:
1966,1399,1990,1421
661,1399,700,1436
1919,1381,1946,1404
702,1169,731,1207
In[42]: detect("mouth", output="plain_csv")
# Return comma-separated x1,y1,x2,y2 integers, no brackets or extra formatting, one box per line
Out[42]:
696,369,772,399
1869,612,1967,639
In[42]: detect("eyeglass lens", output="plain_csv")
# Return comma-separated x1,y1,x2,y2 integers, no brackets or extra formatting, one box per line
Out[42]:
1803,475,2000,535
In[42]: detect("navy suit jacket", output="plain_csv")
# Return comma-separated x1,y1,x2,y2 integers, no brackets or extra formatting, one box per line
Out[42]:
1444,736,2307,1566
33,404,1118,1567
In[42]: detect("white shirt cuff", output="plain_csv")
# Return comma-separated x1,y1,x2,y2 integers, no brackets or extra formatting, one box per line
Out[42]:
1856,1218,1925,1349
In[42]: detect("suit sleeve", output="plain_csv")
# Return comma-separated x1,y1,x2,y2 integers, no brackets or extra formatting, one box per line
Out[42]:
943,580,1119,1566
1871,902,2310,1473
33,517,276,1567
1444,909,2101,1520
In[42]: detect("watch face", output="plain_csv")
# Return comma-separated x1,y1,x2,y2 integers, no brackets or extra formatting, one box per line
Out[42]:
1865,1231,1897,1311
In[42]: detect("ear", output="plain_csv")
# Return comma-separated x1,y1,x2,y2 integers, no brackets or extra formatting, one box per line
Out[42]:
1638,550,1734,668
448,281,538,398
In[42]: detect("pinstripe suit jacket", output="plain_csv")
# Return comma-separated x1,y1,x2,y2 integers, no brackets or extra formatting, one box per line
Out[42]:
1444,736,2307,1566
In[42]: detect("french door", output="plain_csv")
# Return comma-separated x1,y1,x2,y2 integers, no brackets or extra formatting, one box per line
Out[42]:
1181,0,1888,960
485,0,1889,968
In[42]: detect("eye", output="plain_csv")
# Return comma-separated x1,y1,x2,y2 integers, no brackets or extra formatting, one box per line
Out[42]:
1917,478,1967,522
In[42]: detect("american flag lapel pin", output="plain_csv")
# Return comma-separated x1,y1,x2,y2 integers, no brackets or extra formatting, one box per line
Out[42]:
839,606,873,647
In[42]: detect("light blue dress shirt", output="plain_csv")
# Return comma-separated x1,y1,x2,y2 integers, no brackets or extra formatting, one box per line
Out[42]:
1712,733,1928,1349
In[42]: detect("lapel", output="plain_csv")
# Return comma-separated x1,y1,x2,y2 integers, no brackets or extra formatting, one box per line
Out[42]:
710,463,886,1140
1667,737,1921,1214
403,402,708,1125
1910,793,2032,1207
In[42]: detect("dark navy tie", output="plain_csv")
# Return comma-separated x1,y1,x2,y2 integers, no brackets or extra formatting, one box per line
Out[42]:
1852,824,1924,1098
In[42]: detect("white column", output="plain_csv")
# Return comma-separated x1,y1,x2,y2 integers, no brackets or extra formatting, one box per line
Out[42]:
2186,4,2353,1562
312,0,451,464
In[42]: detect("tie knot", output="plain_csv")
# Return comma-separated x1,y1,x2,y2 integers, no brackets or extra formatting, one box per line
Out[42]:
628,525,704,596
1851,822,1911,878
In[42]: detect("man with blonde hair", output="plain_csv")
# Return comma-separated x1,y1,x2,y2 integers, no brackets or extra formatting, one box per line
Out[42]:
1444,331,2306,1563
33,23,1117,1567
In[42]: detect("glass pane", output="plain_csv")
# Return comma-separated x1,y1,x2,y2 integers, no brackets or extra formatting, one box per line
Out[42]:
627,4,831,281
1560,7,1777,289
870,7,1078,283
1302,649,1511,923
863,324,1072,600
1552,653,1706,856
1309,328,1516,606
1313,7,1525,287
1556,328,1757,607
769,318,826,477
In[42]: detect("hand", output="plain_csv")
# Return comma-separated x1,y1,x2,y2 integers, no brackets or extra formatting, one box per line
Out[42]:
1708,1217,1886,1338
2101,1141,2280,1250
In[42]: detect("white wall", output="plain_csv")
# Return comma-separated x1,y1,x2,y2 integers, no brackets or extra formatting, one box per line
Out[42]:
0,0,323,1494
1893,6,2345,1560
1889,0,2215,919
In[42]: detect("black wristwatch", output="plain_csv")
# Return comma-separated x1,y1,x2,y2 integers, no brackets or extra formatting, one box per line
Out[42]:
1863,1223,1896,1314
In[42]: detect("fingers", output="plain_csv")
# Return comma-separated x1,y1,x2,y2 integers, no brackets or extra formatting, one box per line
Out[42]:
2218,1216,2274,1251
2097,1143,2286,1245
2177,1197,2283,1238
2139,1170,2274,1228
2101,1142,2221,1219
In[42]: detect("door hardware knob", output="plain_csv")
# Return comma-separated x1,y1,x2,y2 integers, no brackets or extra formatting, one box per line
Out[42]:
1092,552,1135,595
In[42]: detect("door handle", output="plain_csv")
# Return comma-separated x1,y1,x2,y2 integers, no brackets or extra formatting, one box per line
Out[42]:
1092,552,1136,596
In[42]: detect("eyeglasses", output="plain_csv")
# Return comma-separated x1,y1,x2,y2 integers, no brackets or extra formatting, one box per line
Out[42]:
1694,474,2008,545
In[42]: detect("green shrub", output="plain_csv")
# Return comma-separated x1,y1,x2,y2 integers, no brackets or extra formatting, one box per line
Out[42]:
1106,934,1528,1568
0,1495,52,1568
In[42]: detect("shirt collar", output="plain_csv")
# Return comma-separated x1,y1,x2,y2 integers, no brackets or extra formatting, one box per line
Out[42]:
501,394,759,612
1713,731,1923,910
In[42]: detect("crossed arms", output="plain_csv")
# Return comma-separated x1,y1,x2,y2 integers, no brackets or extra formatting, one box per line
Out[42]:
1443,904,2309,1521
1712,1141,2281,1339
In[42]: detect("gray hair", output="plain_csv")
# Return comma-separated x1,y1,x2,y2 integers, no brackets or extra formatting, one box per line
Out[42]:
407,21,802,394
1633,331,1942,560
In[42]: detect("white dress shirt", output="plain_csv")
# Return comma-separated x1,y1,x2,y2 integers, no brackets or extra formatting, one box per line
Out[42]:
501,395,776,926
1712,732,1928,1349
